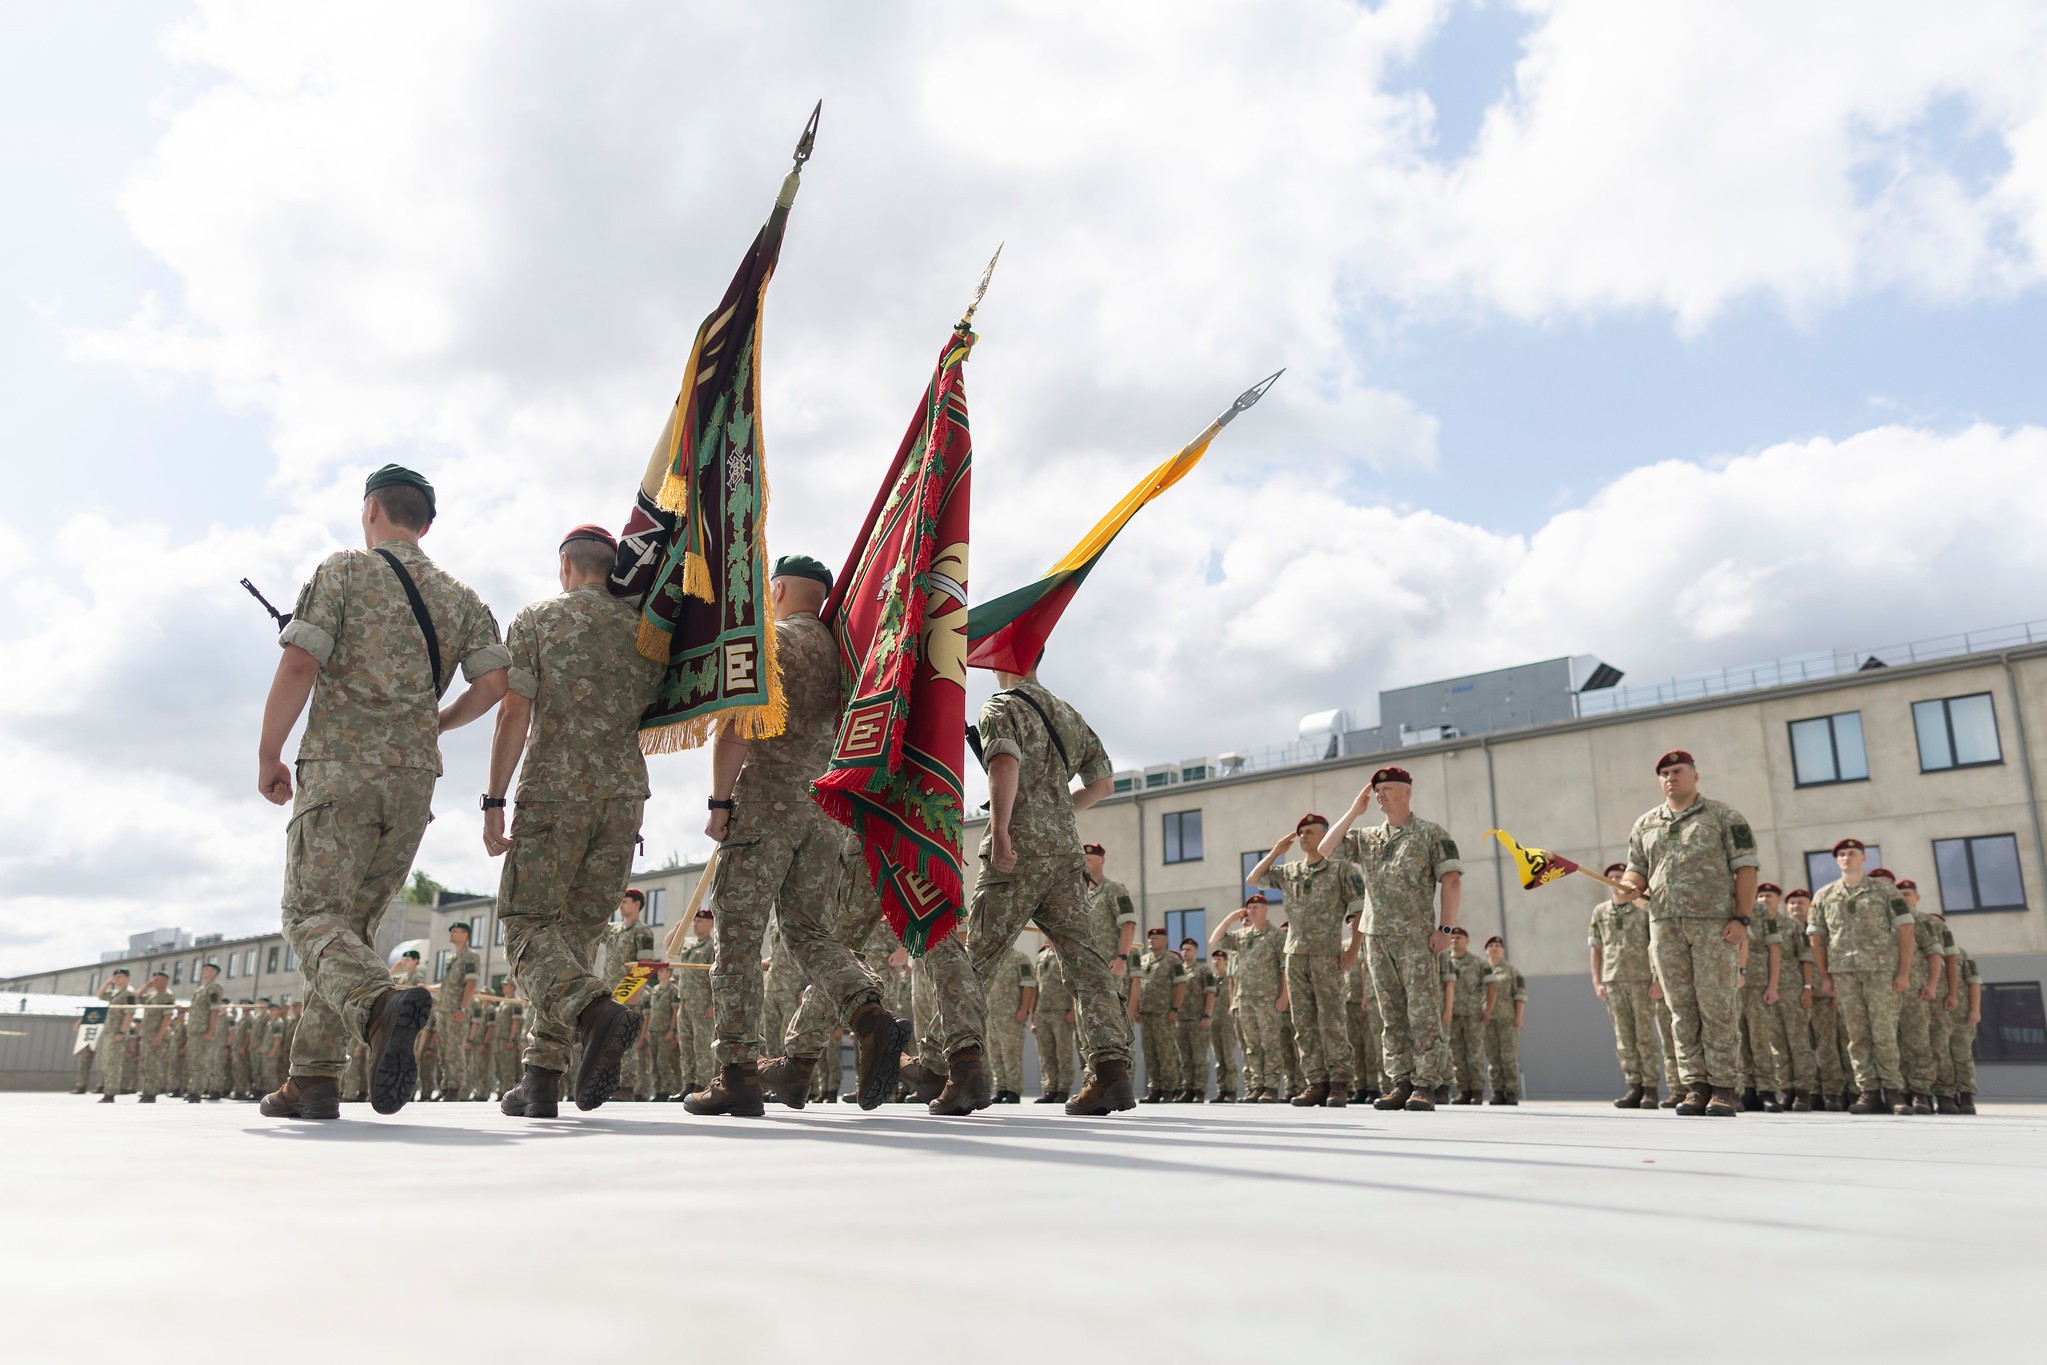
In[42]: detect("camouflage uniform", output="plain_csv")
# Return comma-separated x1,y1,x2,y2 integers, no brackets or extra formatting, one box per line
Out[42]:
1946,948,1980,1096
1340,961,1377,1093
673,932,715,1089
758,919,809,1067
1926,923,1960,1095
1343,819,1462,1093
1084,873,1139,1014
341,1043,367,1101
1482,957,1525,1098
491,997,525,1097
136,986,178,1098
625,981,655,1099
1791,905,1848,1097
1210,962,1243,1097
956,682,1131,1072
1897,908,1951,1097
464,997,491,1099
605,918,657,1096
278,541,507,1078
1738,914,1790,1095
1258,855,1365,1091
1808,877,1912,1093
1589,897,1660,1088
1625,796,1759,1091
1440,948,1488,1095
231,1008,255,1096
645,975,681,1098
1033,945,1078,1095
1225,921,1286,1094
1134,947,1187,1093
985,947,1035,1097
1765,908,1820,1097
99,984,138,1096
1175,958,1216,1097
429,946,480,1098
494,582,659,1074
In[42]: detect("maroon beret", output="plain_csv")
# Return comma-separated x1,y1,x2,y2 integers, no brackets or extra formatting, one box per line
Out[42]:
1868,867,1895,882
1603,862,1628,878
1244,893,1269,906
1370,766,1412,787
1896,879,1917,891
1831,838,1865,855
1756,882,1782,895
1296,812,1329,831
560,523,616,550
1654,749,1695,773
1785,888,1811,902
1082,843,1105,857
1484,935,1504,948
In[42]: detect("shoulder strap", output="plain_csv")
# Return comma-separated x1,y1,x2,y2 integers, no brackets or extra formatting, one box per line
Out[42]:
374,547,445,698
997,687,1070,769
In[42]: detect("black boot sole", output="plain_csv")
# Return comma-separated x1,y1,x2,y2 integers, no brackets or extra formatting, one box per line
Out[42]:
575,1006,644,1112
857,1014,913,1112
368,988,433,1115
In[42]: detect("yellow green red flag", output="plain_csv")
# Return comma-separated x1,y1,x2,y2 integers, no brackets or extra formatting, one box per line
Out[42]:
1483,829,1582,890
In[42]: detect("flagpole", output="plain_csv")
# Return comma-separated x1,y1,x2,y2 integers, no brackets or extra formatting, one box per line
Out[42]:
1573,866,1632,893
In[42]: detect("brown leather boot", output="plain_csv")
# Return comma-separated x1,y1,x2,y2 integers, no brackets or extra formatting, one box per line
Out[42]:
929,1045,992,1115
850,1001,910,1111
260,1075,340,1120
899,1057,946,1105
1848,1089,1884,1114
1911,1092,1934,1115
1674,1082,1711,1115
683,1062,765,1117
1936,1093,1960,1115
1889,1091,1915,1116
501,1065,560,1118
1374,1080,1414,1111
1324,1087,1348,1108
1704,1086,1740,1116
1454,1090,1481,1105
1403,1085,1436,1111
1065,1059,1136,1115
758,1055,816,1110
1957,1092,1976,1114
364,986,433,1115
1613,1083,1646,1109
572,996,643,1112
1290,1081,1329,1107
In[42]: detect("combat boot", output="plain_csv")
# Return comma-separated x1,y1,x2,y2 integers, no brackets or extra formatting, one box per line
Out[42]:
899,1057,946,1106
1255,1088,1283,1103
1065,1060,1136,1115
683,1062,765,1117
1704,1086,1740,1116
1674,1082,1711,1116
1291,1081,1330,1107
1658,1089,1679,1109
184,1092,202,1104
1889,1091,1914,1116
758,1054,816,1110
1374,1080,1414,1111
501,1065,561,1118
1034,1091,1060,1104
1324,1088,1347,1108
1740,1086,1762,1111
259,1076,340,1120
1403,1086,1436,1112
1957,1092,1976,1115
1760,1092,1782,1113
364,985,433,1116
1215,1091,1236,1103
1432,1084,1452,1105
139,1093,156,1104
572,997,642,1112
929,1046,991,1115
1822,1094,1846,1112
1911,1092,1934,1115
1936,1094,1959,1115
1789,1090,1812,1113
1142,1086,1165,1104
1454,1090,1480,1105
98,1093,113,1103
1613,1084,1646,1109
1848,1090,1884,1114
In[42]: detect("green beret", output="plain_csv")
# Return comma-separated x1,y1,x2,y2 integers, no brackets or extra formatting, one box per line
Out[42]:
364,464,437,522
771,554,832,589
449,922,471,935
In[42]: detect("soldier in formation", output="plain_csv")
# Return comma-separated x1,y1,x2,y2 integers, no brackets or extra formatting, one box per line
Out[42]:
1129,926,1186,1102
1480,936,1523,1105
1032,942,1077,1103
1210,894,1285,1102
1440,927,1487,1104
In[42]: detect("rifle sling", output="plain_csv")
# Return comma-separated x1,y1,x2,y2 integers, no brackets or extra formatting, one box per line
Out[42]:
374,547,446,698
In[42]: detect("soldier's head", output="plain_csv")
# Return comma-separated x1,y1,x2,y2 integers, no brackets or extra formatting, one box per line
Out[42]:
1898,878,1920,910
1368,767,1413,820
652,963,670,980
402,950,422,964
147,970,167,986
1179,937,1200,964
1294,813,1330,856
502,976,519,998
1755,882,1782,912
361,464,435,545
1785,888,1811,919
1211,949,1228,971
558,524,617,589
1241,893,1270,928
1832,838,1867,883
200,962,219,982
110,969,129,982
693,906,713,934
1145,927,1168,953
1450,926,1471,955
618,890,645,925
769,554,832,619
1868,866,1896,886
1083,843,1106,880
1484,935,1505,966
448,922,472,947
1654,750,1698,802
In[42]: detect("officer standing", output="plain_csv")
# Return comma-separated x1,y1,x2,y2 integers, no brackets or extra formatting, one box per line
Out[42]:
135,971,177,1104
1440,927,1487,1104
1785,889,1849,1109
1129,927,1187,1102
1209,948,1242,1102
984,946,1037,1104
1479,935,1524,1105
433,922,481,1101
1889,871,1952,1115
1588,864,1660,1108
256,464,509,1119
1807,839,1915,1115
675,908,716,1098
1173,937,1215,1102
645,964,682,1101
1615,750,1759,1118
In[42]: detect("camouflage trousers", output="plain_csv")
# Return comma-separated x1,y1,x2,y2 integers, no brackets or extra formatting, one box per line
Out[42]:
1833,970,1904,1092
1649,917,1741,1089
708,815,843,1066
1366,932,1450,1090
1603,980,1661,1086
139,1032,174,1097
1232,991,1286,1093
1772,996,1818,1091
342,1044,367,1100
958,856,1131,1069
650,1030,681,1097
431,1012,468,1097
1035,1009,1077,1094
75,1045,95,1091
677,990,712,1085
1210,1010,1241,1096
1945,1009,1978,1093
496,1040,521,1096
1896,991,1936,1094
1284,953,1351,1088
1345,1007,1380,1091
1137,1014,1181,1091
496,796,645,1073
779,839,919,1060
1928,1001,1956,1093
281,761,437,1078
98,1035,132,1095
1740,990,1785,1092
1810,998,1848,1094
989,1008,1028,1095
1176,1017,1210,1096
1653,991,1681,1094
1279,1019,1300,1092
1484,1018,1519,1097
1446,1012,1485,1093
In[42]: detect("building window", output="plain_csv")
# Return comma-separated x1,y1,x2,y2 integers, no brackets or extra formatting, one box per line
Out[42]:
1162,810,1204,864
283,946,296,971
224,956,236,980
172,961,183,985
1804,845,1884,893
1164,908,1206,949
1913,693,2002,772
266,947,280,973
1788,712,1868,786
244,950,257,976
434,950,452,983
494,918,506,947
1241,850,1283,904
1933,834,2027,913
1976,982,2047,1063
644,889,665,926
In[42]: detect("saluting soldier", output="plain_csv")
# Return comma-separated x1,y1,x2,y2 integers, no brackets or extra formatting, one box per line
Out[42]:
135,971,177,1103
1615,750,1759,1118
1807,839,1915,1115
97,970,136,1103
1249,813,1366,1108
1210,895,1285,1101
1130,927,1187,1102
483,525,661,1118
256,464,509,1119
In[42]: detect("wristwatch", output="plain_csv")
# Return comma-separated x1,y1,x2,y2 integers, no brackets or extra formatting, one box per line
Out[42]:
708,798,736,811
480,795,506,811
1728,914,1751,926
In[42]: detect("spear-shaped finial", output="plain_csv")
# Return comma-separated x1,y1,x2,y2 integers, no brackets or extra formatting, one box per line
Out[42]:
792,99,822,170
957,242,1004,332
1215,368,1284,428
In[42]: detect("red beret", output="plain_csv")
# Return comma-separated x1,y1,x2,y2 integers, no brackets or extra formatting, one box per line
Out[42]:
1370,766,1412,786
1831,838,1865,855
1244,893,1268,905
561,523,616,550
1785,888,1811,901
1603,862,1627,878
1082,843,1105,857
1654,749,1695,773
1756,882,1782,895
1868,867,1895,882
1296,812,1329,831
1896,879,1917,891
1484,935,1504,948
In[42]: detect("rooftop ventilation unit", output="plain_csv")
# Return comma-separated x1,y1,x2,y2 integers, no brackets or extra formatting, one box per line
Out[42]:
1141,763,1180,790
1111,769,1145,795
1298,709,1351,761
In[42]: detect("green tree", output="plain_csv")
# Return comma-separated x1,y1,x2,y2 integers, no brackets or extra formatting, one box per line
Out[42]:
403,870,449,905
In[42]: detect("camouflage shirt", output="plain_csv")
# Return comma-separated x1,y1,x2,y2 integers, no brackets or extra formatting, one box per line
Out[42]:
644,979,680,1036
491,999,525,1051
1034,945,1072,1012
604,921,656,983
281,541,508,774
1259,856,1366,957
1085,876,1138,961
987,948,1035,1016
187,980,225,1038
1136,948,1186,1015
1588,898,1654,982
1624,795,1760,921
1340,818,1462,940
1225,921,1284,1001
731,612,842,839
504,584,663,801
1180,960,1217,1017
436,947,479,1015
675,935,714,1011
1808,878,1912,974
102,984,138,1034
138,986,177,1040
1482,960,1525,1018
1757,911,1813,992
975,681,1112,866
1443,949,1488,1017
1907,910,1953,988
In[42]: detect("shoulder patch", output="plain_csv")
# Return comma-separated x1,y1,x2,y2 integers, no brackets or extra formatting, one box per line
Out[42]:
1440,837,1460,861
1730,821,1756,852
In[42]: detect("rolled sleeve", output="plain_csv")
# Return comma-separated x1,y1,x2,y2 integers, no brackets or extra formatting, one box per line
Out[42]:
1889,911,1915,930
1807,919,1829,944
462,641,512,681
1727,851,1762,873
1434,856,1464,880
1075,724,1112,785
983,736,1023,764
279,619,336,666
506,666,540,699
284,554,349,667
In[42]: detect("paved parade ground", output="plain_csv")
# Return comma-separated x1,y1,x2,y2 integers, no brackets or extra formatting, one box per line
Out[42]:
4,1096,2044,1362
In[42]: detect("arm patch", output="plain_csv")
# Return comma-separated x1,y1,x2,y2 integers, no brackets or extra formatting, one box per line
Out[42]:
1730,822,1756,853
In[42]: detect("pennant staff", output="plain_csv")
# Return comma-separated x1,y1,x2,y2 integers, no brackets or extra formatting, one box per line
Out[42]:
661,848,722,961
1483,829,1630,893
